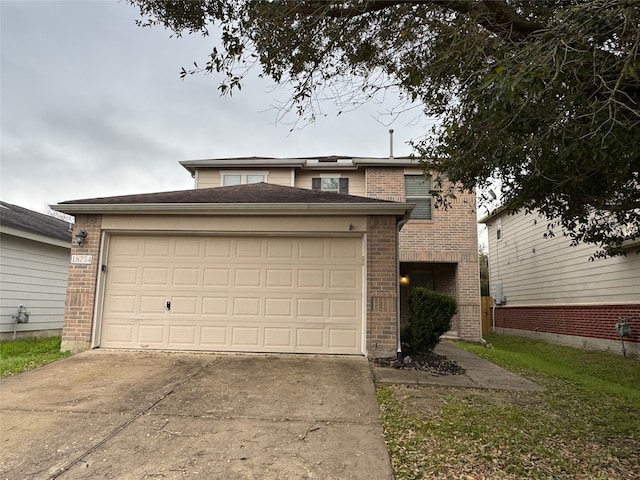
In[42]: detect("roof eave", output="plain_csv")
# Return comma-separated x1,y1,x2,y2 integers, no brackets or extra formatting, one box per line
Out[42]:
51,202,415,217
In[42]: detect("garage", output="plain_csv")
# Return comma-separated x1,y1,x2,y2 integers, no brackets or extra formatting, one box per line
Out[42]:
55,183,411,357
100,234,363,354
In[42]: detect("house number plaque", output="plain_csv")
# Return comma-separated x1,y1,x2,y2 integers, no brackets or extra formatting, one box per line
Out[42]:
71,255,93,265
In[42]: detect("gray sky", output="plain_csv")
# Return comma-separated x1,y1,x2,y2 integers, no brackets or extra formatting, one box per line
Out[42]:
1,0,428,213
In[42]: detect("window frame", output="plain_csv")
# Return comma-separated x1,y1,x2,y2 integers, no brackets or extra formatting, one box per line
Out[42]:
220,171,268,186
311,176,349,194
404,174,432,220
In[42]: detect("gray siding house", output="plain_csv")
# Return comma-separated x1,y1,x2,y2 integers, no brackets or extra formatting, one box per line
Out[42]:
0,202,72,339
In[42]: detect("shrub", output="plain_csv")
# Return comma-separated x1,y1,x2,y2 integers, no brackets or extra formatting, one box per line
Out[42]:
405,287,458,353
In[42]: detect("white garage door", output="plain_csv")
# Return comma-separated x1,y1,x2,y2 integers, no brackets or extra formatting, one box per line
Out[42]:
100,235,363,354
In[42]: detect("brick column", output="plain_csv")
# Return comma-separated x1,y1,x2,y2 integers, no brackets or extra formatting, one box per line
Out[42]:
366,216,398,358
61,215,102,353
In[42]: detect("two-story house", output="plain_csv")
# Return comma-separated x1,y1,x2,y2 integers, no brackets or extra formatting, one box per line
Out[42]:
53,155,481,357
480,208,640,356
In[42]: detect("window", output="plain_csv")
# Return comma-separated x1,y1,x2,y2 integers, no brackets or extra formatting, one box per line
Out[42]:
221,172,267,186
311,177,349,194
404,175,432,220
496,219,502,241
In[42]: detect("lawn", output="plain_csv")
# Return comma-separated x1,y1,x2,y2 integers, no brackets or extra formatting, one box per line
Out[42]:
0,336,70,377
377,335,640,479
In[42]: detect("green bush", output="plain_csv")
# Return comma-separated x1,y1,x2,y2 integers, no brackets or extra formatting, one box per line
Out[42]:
405,287,457,353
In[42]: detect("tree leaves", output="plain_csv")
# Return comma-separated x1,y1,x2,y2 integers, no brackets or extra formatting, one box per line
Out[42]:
128,0,640,256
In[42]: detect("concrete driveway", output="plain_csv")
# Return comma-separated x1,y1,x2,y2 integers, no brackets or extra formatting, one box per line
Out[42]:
1,351,392,479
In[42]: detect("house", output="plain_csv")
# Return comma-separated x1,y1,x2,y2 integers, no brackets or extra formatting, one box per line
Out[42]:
52,155,482,357
479,208,640,356
0,201,72,339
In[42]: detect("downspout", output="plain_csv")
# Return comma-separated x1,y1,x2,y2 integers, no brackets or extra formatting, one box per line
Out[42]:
396,211,411,361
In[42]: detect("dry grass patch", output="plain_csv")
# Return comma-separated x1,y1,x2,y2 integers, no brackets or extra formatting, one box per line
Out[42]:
377,336,640,479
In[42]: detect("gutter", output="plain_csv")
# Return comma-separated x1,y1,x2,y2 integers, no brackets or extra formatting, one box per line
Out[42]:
51,202,415,217
396,211,412,361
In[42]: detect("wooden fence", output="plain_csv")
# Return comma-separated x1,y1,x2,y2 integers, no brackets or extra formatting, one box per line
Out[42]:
481,296,493,336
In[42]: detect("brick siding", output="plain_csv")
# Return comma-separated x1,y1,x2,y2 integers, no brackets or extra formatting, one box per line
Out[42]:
367,167,482,342
61,215,102,353
366,215,398,357
495,304,640,344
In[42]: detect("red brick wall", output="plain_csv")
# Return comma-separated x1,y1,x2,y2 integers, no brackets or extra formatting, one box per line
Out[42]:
61,215,102,353
495,304,640,344
366,216,398,357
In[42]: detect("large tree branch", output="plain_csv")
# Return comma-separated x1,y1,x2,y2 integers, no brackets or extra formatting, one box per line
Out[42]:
289,0,545,41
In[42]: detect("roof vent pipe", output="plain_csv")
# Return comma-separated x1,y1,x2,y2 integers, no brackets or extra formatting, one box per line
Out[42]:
389,129,394,160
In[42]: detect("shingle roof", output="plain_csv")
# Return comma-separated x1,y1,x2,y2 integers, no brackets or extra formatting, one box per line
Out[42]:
0,201,72,243
59,182,396,205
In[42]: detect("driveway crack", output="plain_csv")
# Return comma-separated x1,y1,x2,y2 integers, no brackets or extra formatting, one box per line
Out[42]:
48,359,219,479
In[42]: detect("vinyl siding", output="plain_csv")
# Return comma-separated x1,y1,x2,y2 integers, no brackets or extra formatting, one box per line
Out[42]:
486,210,640,306
196,168,294,188
294,171,366,197
0,234,70,333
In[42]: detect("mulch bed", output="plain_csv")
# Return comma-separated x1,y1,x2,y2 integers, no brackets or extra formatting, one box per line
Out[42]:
374,350,466,376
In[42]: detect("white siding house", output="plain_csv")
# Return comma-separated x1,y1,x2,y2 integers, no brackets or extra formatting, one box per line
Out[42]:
480,209,640,356
0,202,72,339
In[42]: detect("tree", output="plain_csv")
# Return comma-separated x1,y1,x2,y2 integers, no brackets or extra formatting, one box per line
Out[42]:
129,0,640,256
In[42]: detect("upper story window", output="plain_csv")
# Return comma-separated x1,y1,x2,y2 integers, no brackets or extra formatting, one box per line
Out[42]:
404,175,432,220
221,172,267,186
496,219,502,241
311,177,349,194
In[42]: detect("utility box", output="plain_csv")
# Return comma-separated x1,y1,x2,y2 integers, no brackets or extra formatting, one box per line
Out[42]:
615,319,631,337
494,284,504,305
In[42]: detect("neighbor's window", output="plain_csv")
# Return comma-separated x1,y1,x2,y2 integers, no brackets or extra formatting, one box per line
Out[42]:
404,175,432,220
311,177,349,194
221,172,267,186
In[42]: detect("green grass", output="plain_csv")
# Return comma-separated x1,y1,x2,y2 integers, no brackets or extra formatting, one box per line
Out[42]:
0,336,70,377
377,335,640,479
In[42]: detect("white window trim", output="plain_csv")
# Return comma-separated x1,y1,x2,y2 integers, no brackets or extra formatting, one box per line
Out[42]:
219,171,269,186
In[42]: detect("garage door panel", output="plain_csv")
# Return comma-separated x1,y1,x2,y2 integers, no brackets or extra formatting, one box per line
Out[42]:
139,295,166,315
172,268,200,286
142,267,169,286
298,269,325,288
235,269,261,287
266,269,294,287
232,327,260,346
138,324,165,344
329,269,359,289
171,296,198,315
168,325,197,346
233,297,261,316
201,326,227,345
101,236,363,354
264,327,292,347
265,298,293,317
174,239,201,257
203,268,230,286
204,239,232,258
143,238,171,257
109,266,138,286
202,297,229,315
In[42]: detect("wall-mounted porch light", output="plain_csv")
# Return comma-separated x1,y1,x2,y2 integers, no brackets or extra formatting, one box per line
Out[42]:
399,274,410,286
75,229,88,245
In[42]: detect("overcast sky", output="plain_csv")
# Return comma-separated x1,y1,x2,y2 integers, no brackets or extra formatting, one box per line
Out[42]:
1,0,431,214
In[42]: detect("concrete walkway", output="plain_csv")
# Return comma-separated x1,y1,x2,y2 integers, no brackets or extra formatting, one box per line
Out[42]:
1,352,393,479
371,340,545,391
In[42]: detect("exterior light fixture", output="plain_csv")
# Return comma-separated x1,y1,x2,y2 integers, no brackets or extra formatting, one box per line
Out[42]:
399,274,410,286
75,230,88,245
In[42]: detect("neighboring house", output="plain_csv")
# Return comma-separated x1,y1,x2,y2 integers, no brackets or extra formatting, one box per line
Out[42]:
53,155,481,357
480,208,640,356
0,201,72,339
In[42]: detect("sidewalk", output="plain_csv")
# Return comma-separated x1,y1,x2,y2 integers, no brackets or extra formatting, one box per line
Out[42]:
371,340,545,391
